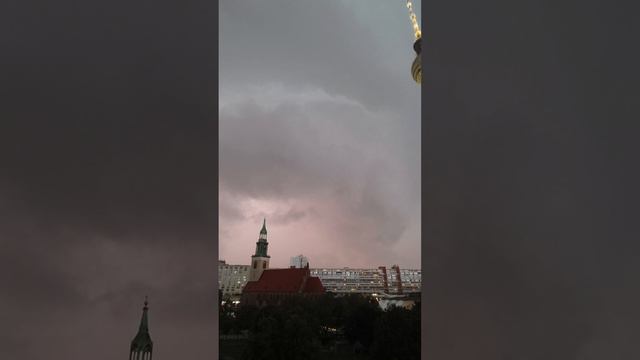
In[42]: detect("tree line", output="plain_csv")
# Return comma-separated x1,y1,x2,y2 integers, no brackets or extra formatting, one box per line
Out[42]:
220,293,420,360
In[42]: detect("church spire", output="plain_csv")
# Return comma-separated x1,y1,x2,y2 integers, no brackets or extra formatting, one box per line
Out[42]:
249,219,271,281
138,297,149,332
258,218,268,243
260,218,267,235
130,297,153,360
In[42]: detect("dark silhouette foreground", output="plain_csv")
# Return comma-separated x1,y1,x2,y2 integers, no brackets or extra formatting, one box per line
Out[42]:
220,293,420,360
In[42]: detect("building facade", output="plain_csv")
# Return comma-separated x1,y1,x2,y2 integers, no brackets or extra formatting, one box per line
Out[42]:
387,266,421,293
309,266,421,295
218,260,250,300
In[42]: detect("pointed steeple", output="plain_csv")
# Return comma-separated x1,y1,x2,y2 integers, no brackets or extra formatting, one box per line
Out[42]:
130,297,153,360
138,297,149,332
260,218,267,234
250,219,271,281
255,218,269,256
257,218,268,243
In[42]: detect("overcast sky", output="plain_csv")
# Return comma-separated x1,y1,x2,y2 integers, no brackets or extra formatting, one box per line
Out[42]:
1,1,420,358
8,0,638,358
219,0,422,269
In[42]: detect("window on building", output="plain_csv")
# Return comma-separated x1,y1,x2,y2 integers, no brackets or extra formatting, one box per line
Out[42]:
253,261,257,269
263,261,266,269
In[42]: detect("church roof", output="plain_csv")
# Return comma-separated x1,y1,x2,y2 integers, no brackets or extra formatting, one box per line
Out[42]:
243,268,325,294
303,276,325,293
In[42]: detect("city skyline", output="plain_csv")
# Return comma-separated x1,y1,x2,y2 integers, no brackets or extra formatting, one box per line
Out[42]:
219,0,422,269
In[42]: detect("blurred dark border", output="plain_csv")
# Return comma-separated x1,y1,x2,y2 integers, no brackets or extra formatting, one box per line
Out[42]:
422,1,639,359
212,2,220,355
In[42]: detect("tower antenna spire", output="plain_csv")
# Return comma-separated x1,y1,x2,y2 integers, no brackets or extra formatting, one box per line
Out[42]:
406,1,422,40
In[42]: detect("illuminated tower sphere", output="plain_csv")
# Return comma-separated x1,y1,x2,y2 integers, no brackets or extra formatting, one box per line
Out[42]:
129,297,153,360
405,0,422,84
249,219,270,281
411,37,422,84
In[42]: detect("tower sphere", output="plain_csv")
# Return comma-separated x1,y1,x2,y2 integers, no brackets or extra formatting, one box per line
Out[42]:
411,37,422,84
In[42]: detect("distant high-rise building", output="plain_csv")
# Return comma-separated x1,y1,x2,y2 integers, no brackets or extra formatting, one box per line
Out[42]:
289,254,309,268
218,260,250,300
129,297,153,360
249,219,270,281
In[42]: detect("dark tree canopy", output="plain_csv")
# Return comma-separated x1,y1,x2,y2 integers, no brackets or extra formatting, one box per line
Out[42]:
220,293,420,360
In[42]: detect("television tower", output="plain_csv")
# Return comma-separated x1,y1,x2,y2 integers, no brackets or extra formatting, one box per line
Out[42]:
406,1,422,84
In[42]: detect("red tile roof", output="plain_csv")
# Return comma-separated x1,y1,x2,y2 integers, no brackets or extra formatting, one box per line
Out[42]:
303,276,325,293
243,268,325,294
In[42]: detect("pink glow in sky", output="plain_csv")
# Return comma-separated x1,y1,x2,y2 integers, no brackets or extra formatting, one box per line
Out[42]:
219,1,421,269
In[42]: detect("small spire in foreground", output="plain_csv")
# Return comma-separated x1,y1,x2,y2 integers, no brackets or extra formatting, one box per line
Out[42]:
130,296,153,359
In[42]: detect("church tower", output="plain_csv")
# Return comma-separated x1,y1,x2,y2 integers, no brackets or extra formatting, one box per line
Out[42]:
129,297,153,360
249,219,270,281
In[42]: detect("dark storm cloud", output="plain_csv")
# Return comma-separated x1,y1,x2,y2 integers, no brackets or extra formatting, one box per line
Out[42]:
220,0,419,113
423,1,640,358
1,0,217,359
219,1,421,268
220,87,385,199
269,207,308,225
218,84,418,267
